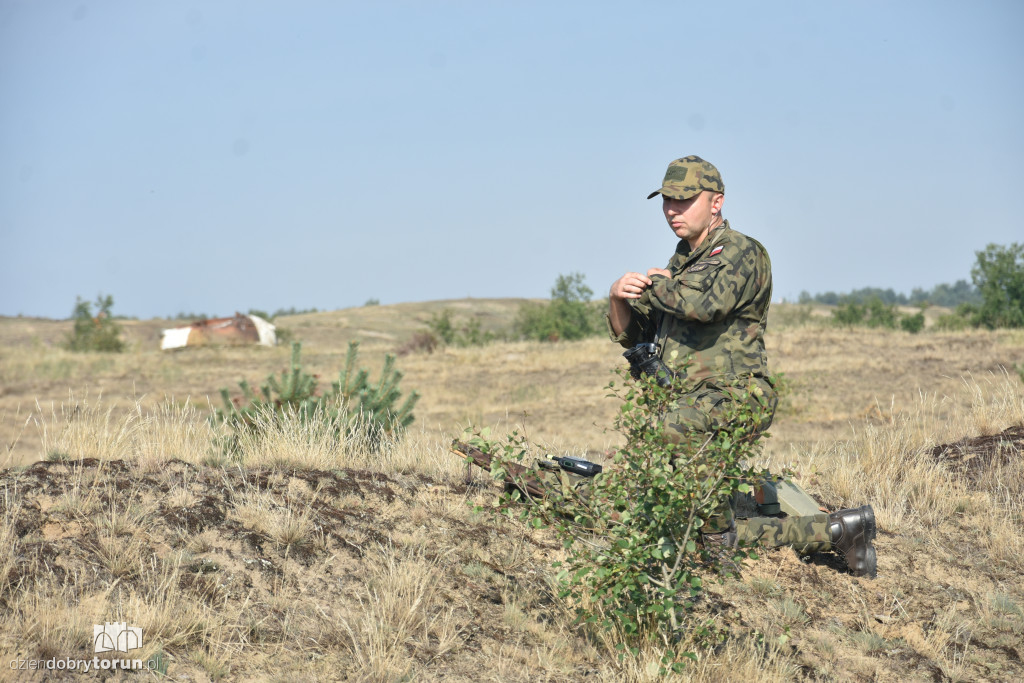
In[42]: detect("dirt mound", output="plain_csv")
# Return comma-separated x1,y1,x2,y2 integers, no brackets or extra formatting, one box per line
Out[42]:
930,424,1024,481
0,458,571,681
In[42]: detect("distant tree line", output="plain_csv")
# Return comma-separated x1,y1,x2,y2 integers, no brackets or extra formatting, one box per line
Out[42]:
803,243,1023,333
798,280,982,308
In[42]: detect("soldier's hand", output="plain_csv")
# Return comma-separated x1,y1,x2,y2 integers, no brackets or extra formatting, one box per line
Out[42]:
610,272,653,300
647,268,670,278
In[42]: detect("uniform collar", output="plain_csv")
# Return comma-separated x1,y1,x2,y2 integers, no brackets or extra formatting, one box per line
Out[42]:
676,219,730,259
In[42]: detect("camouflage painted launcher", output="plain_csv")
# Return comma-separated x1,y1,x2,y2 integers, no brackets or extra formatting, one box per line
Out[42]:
451,440,604,498
450,441,549,498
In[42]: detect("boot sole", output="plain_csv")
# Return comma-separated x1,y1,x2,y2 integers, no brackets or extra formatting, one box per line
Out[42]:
853,544,878,579
860,505,877,542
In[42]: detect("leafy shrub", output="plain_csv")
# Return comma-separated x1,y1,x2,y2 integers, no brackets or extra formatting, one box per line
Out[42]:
426,309,495,347
900,310,925,334
932,306,974,331
969,242,1024,329
214,341,419,453
515,272,603,342
832,296,910,331
64,295,125,352
831,301,865,327
364,298,380,306
863,297,899,329
473,367,770,671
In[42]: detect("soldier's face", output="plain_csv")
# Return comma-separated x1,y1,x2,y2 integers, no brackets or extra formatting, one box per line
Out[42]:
662,191,722,248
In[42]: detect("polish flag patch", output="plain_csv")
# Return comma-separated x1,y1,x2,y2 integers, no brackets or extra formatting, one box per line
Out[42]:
709,245,724,256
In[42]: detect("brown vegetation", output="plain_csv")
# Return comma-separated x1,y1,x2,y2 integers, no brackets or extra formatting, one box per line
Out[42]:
0,302,1022,680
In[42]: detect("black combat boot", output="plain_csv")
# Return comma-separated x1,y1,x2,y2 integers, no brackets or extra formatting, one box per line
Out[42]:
828,505,877,578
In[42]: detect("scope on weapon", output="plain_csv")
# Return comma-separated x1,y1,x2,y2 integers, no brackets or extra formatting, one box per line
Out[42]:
551,455,602,477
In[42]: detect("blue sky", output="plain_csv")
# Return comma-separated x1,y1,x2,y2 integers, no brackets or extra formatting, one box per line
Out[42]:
2,0,1022,319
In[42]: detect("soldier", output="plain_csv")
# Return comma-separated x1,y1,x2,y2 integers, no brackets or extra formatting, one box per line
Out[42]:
607,156,877,578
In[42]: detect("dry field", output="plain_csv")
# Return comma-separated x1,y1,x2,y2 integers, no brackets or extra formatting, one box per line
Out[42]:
1,301,1023,681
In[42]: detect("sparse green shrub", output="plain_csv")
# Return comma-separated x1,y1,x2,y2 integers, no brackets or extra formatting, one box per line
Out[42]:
427,309,456,344
214,341,419,453
831,301,865,327
864,297,899,329
933,305,974,331
473,366,770,672
900,309,925,334
247,308,273,321
426,309,495,347
515,272,603,342
832,297,903,330
64,295,125,352
364,298,380,306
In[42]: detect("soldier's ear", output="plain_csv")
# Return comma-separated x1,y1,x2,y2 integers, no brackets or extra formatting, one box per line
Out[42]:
711,192,724,214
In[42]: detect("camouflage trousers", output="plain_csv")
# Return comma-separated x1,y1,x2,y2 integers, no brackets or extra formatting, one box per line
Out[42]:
732,478,831,554
654,379,832,553
527,466,831,555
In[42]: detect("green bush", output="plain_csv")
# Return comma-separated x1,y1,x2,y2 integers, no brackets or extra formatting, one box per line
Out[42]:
831,301,865,327
970,243,1024,329
426,309,495,347
64,295,125,352
214,341,419,453
900,310,925,334
473,367,770,671
832,296,912,331
932,306,974,331
515,272,603,342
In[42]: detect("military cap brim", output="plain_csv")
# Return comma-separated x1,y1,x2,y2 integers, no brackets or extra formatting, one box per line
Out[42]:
647,187,704,200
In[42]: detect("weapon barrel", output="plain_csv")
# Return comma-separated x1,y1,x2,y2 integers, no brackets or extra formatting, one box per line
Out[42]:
450,440,547,498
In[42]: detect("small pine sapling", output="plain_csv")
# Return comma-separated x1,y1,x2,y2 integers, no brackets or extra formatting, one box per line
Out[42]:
214,341,420,454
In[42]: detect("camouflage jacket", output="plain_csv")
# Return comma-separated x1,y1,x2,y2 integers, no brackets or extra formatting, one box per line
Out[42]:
609,220,774,391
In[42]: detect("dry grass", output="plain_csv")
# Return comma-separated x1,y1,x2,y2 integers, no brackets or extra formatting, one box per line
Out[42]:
330,548,463,680
0,303,1022,680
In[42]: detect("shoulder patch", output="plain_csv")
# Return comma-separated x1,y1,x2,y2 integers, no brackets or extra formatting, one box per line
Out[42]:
709,245,724,256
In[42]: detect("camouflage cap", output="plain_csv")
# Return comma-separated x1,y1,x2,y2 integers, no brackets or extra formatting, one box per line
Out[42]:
647,155,725,200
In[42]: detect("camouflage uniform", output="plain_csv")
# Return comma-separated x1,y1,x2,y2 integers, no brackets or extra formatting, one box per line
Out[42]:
604,155,831,552
608,219,777,435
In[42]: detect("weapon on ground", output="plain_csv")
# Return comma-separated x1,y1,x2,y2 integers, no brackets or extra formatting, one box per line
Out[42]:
451,441,603,498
